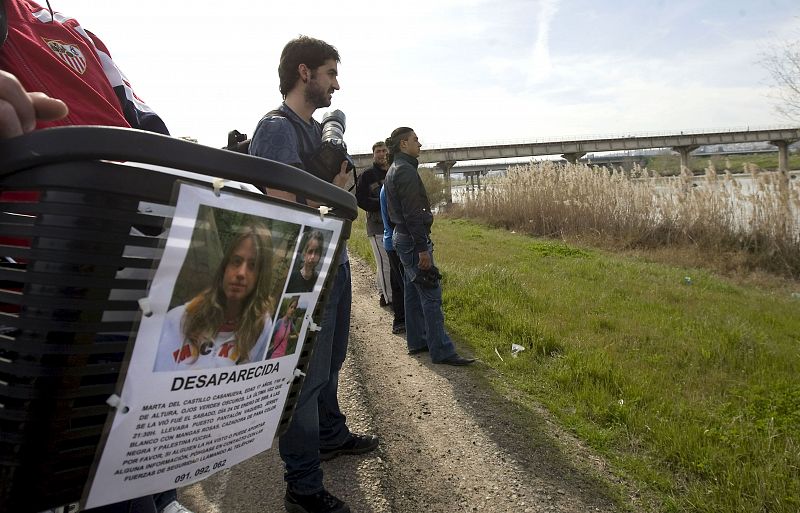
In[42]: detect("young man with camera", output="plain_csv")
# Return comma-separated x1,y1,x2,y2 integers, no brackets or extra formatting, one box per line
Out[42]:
248,36,378,513
384,127,475,367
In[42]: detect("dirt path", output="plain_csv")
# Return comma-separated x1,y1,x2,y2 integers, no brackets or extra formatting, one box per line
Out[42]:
179,257,622,513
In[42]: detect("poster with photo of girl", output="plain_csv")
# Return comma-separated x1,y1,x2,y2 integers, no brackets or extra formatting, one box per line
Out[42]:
84,183,345,509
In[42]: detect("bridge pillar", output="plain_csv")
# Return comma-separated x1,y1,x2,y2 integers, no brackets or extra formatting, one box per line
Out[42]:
436,160,457,204
672,145,699,171
561,152,586,164
769,139,797,173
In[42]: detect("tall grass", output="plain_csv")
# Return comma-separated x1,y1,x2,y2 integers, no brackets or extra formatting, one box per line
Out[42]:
453,162,800,277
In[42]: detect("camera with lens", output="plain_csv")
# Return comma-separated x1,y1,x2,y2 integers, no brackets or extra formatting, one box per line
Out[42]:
307,109,356,183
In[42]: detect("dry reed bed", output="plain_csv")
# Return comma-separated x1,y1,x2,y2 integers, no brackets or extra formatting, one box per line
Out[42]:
456,162,800,277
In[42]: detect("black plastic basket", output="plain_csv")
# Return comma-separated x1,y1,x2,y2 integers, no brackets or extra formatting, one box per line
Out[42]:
0,126,356,513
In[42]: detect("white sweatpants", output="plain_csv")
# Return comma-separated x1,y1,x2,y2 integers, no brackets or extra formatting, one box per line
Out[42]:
368,234,392,303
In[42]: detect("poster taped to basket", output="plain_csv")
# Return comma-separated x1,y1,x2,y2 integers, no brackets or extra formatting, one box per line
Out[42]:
83,183,343,509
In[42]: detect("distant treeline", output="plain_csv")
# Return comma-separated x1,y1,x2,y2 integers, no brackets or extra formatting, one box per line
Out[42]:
640,152,800,175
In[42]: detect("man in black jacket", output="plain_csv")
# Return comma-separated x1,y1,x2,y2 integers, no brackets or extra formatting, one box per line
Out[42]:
355,141,393,307
383,127,474,366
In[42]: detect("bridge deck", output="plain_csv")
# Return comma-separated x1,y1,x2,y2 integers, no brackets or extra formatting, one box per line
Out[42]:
352,127,800,168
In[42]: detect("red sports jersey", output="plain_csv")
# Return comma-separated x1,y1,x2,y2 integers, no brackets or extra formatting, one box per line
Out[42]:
0,0,168,309
0,0,162,130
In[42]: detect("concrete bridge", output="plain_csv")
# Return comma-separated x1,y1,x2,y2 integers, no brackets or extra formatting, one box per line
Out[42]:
352,127,800,202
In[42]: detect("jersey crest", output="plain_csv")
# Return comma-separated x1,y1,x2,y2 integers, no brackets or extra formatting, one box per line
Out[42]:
43,38,87,74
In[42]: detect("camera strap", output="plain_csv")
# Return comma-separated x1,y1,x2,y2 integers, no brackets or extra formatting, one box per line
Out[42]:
264,107,322,205
266,107,317,172
264,107,358,193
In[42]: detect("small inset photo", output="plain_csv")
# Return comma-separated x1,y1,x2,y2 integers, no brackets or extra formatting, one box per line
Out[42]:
266,295,308,360
285,227,334,293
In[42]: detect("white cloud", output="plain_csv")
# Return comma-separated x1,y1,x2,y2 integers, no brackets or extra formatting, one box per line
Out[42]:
527,0,560,84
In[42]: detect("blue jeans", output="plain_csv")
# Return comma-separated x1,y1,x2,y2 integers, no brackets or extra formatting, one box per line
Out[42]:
279,261,352,494
392,232,456,363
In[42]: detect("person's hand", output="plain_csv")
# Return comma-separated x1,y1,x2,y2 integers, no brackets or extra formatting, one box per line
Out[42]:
331,160,350,189
0,70,68,138
418,250,432,271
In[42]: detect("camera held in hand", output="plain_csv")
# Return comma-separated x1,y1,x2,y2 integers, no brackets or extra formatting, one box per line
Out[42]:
308,109,356,183
412,265,442,289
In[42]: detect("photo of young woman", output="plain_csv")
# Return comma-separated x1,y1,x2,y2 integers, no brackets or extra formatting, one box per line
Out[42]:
154,222,276,371
286,228,331,293
267,295,303,359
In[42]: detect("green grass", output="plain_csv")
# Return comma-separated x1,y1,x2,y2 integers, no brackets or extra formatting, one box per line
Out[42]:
347,213,373,269
348,215,800,513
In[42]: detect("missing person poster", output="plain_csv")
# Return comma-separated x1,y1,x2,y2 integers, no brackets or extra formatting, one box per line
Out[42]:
83,183,343,508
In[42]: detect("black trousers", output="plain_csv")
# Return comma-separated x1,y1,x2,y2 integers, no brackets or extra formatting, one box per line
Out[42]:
387,249,405,328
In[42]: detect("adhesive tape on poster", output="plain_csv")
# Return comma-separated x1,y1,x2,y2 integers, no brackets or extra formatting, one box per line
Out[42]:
212,178,227,196
106,394,129,413
318,205,330,221
293,368,306,378
308,321,322,332
137,297,153,317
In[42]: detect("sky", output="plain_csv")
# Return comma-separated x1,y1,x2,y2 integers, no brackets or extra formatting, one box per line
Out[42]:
56,0,800,154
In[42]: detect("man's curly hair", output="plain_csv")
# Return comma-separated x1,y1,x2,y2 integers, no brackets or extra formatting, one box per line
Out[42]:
279,36,340,97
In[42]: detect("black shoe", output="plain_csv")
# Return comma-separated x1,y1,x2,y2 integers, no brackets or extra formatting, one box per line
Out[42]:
284,488,350,513
319,433,379,462
408,346,429,355
391,323,406,334
435,354,475,366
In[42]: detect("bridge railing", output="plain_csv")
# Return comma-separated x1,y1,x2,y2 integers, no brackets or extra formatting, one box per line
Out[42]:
352,124,799,157
352,126,800,169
